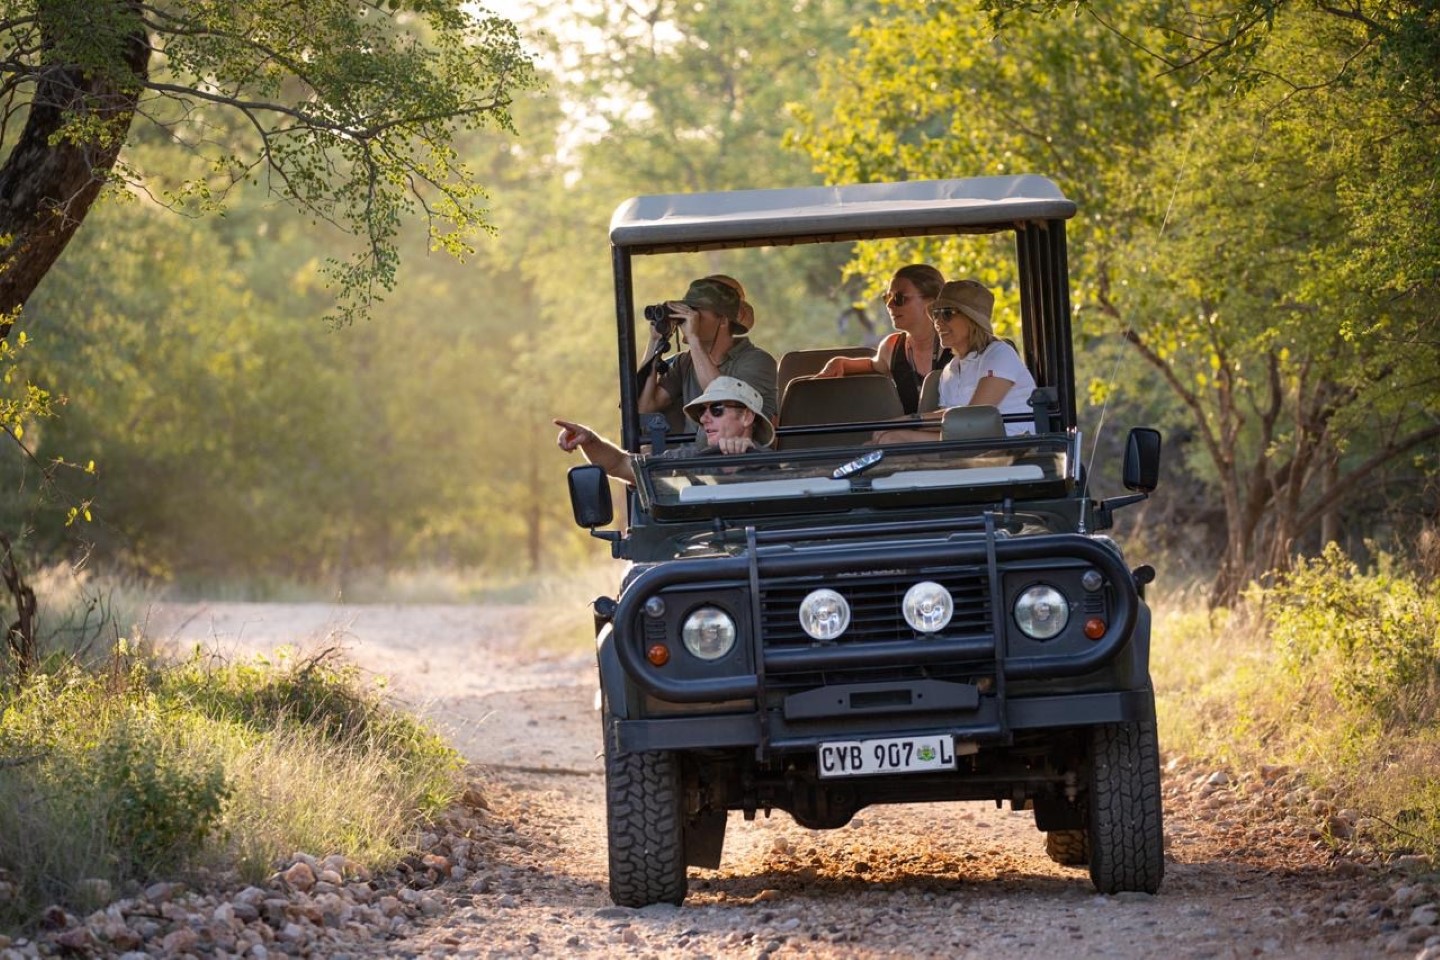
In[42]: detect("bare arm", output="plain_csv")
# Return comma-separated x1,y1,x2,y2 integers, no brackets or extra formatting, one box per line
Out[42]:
637,363,672,413
814,355,877,378
685,319,724,391
969,376,1014,407
815,333,899,378
554,418,635,485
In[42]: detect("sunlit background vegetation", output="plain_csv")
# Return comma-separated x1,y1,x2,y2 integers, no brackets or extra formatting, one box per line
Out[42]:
0,0,1436,931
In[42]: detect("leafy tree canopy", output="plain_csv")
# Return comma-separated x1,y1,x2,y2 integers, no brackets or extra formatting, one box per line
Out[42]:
797,0,1440,601
0,0,537,329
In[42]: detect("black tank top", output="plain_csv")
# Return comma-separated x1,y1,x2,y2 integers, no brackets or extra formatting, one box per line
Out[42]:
889,332,953,414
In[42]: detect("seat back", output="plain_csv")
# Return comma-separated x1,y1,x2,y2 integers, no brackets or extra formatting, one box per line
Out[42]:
917,370,942,415
777,346,874,400
940,404,1004,441
777,374,905,450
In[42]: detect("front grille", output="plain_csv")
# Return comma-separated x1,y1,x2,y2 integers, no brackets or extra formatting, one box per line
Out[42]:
759,566,993,647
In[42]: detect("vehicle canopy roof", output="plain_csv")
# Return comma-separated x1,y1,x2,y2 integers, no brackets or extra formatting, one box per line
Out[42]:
609,174,1076,254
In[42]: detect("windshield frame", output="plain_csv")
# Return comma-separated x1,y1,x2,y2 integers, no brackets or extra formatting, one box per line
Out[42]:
635,432,1076,523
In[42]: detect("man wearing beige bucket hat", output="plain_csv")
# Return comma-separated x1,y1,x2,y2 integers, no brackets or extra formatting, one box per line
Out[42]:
555,376,772,484
871,279,1037,442
638,277,777,435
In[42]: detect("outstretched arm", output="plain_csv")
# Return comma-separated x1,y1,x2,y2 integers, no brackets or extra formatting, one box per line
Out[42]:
554,419,636,485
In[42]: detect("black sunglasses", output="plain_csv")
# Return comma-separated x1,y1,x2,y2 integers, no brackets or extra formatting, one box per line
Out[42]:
928,306,964,322
699,401,744,418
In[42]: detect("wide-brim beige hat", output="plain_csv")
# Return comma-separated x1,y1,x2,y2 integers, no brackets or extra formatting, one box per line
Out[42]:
932,279,994,334
683,376,774,447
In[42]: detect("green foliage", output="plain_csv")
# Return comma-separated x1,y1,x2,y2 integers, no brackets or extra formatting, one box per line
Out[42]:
0,646,462,928
0,0,538,323
0,331,51,443
1268,544,1440,728
797,0,1440,600
163,647,460,784
1152,545,1440,855
93,714,230,876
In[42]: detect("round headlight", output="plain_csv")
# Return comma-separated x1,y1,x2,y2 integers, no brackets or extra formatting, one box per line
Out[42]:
902,581,953,633
799,589,850,641
681,606,736,660
1014,584,1070,640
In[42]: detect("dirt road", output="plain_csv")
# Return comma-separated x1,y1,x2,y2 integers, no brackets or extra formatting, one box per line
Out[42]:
145,601,1429,959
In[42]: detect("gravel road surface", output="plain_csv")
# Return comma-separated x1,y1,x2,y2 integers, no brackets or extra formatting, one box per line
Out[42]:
10,600,1429,960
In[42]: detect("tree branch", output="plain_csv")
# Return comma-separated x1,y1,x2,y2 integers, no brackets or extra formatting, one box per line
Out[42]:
1294,423,1440,532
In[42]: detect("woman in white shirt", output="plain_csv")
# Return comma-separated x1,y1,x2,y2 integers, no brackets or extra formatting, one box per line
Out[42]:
872,279,1037,442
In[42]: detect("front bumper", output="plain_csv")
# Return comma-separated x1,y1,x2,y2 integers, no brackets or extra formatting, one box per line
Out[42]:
606,524,1148,757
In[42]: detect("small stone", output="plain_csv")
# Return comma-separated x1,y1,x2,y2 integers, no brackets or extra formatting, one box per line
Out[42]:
144,882,175,904
283,861,317,892
1412,906,1439,927
1206,770,1230,786
317,869,343,886
40,905,73,929
52,928,95,951
161,927,199,953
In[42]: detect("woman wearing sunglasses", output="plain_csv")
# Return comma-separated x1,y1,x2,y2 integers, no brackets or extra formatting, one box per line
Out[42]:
871,279,1037,443
554,376,773,484
813,264,951,415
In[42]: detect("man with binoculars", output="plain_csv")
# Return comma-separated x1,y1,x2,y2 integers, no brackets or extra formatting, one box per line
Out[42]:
637,276,778,435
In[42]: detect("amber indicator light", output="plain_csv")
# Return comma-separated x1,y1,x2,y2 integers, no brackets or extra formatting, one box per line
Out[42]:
1084,618,1106,640
647,644,671,666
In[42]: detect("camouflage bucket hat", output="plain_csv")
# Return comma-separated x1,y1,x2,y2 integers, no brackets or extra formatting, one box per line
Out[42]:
681,278,742,323
683,376,774,447
705,274,755,336
932,279,995,334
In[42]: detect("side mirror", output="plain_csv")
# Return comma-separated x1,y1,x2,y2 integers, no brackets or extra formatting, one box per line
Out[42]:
568,464,613,528
1123,428,1162,493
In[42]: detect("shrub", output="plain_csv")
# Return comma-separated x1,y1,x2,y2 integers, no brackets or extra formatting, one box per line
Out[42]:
1268,543,1440,728
93,713,229,876
0,646,463,932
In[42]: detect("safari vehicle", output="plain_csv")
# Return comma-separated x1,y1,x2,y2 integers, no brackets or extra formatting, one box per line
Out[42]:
566,175,1165,906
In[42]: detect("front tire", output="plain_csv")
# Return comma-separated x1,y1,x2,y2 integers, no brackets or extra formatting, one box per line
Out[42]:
604,730,688,906
1087,719,1165,894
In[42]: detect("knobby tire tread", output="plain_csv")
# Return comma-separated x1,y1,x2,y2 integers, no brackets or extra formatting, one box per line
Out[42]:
605,746,688,907
1088,720,1165,894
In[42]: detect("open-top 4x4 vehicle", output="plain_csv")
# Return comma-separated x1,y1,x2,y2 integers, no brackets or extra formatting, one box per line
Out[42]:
567,175,1165,906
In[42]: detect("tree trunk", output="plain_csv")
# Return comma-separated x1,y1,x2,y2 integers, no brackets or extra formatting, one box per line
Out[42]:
1319,451,1341,548
0,0,149,333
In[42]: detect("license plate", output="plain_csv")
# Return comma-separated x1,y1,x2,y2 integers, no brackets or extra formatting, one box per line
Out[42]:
817,735,957,779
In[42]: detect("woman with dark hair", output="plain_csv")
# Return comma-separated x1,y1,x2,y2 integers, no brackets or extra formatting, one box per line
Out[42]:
813,263,951,414
871,279,1037,443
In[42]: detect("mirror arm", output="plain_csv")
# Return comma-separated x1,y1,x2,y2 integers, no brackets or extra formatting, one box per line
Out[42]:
1092,493,1148,531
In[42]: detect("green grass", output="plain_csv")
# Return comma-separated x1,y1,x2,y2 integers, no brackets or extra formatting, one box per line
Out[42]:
0,642,464,932
1152,545,1440,857
0,560,626,933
